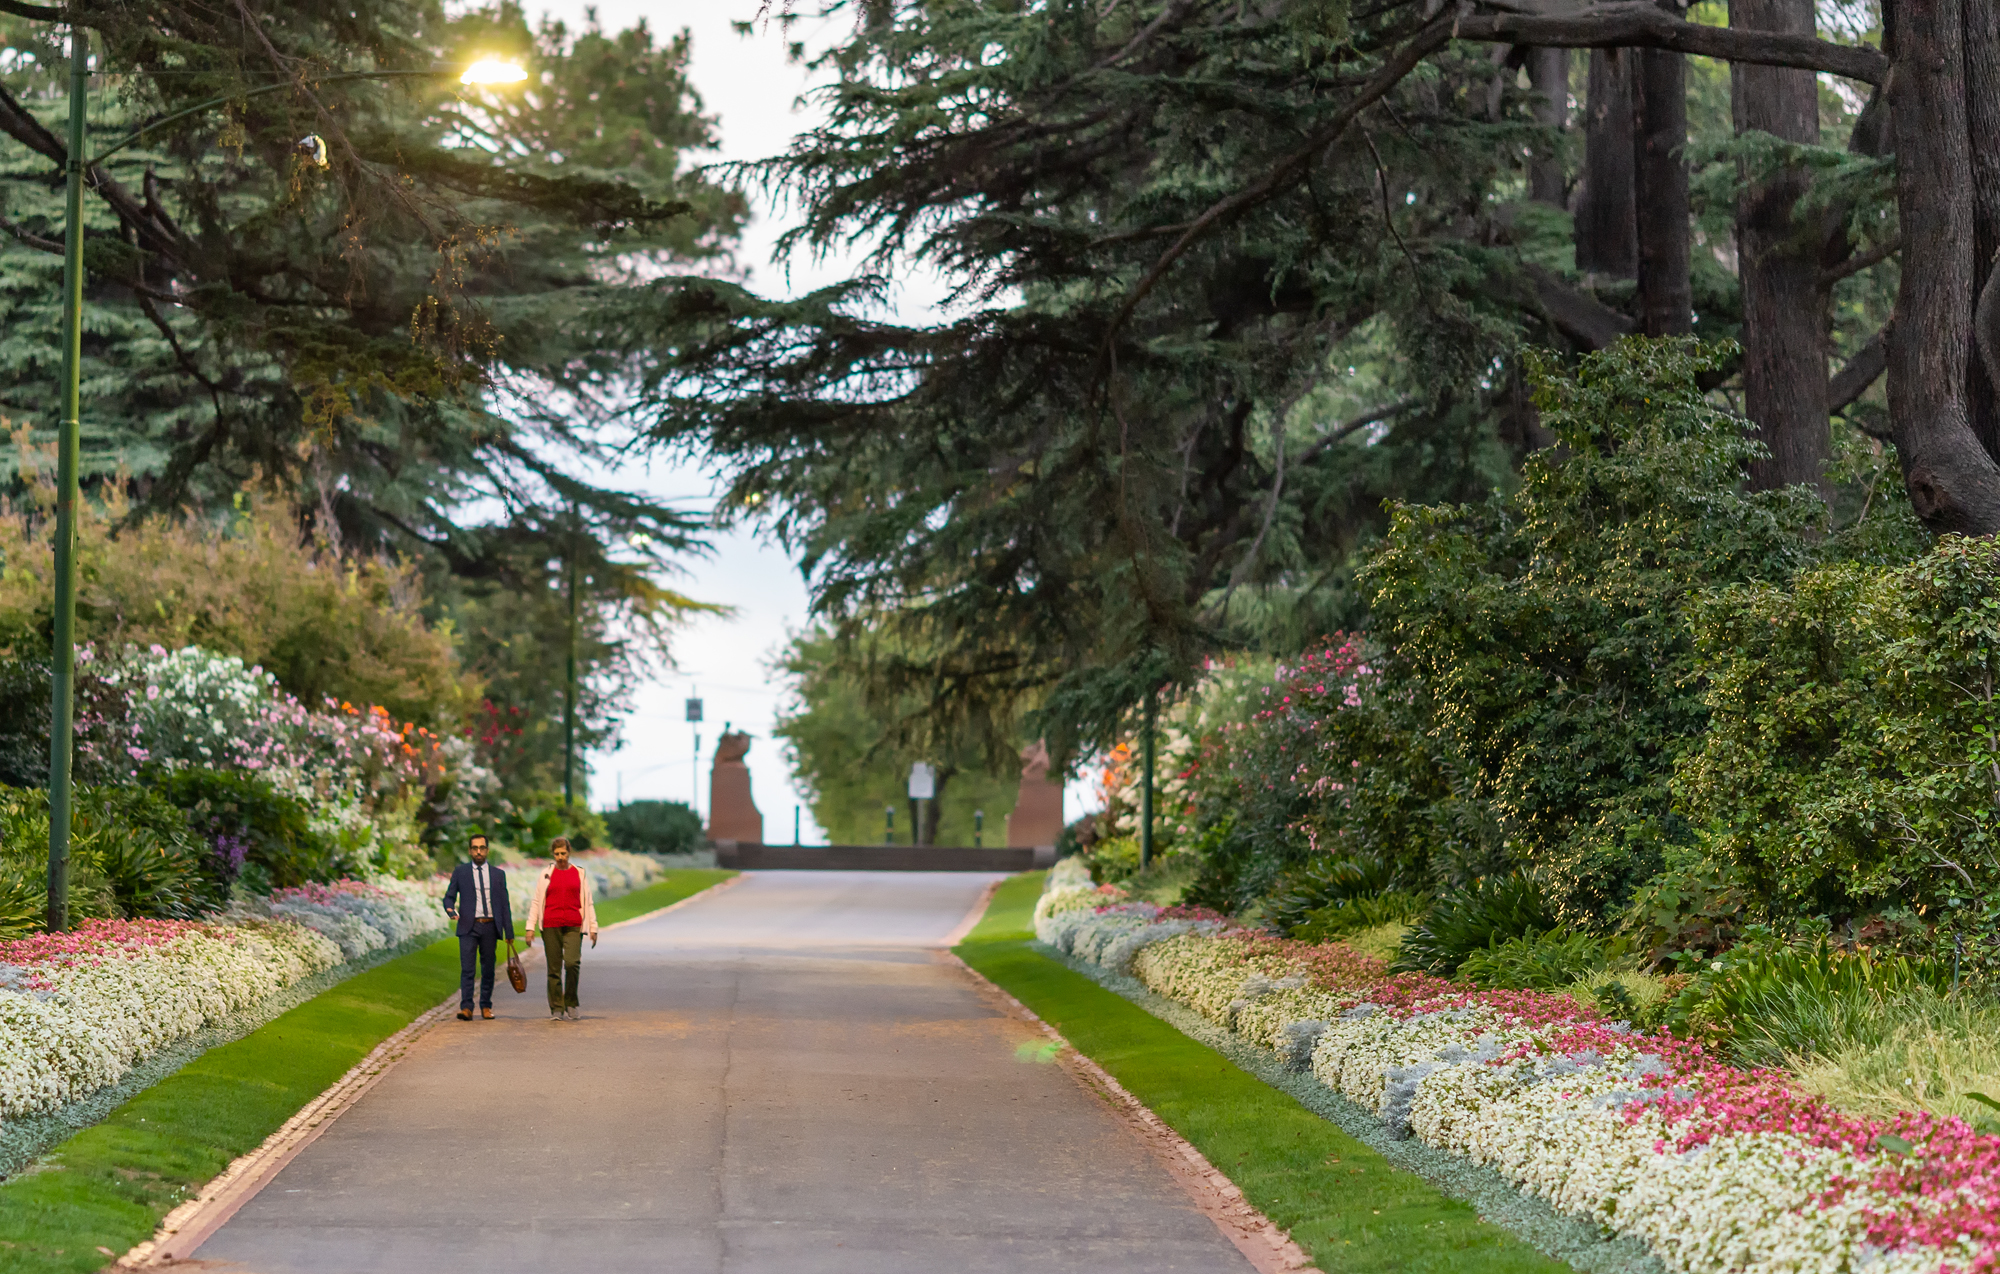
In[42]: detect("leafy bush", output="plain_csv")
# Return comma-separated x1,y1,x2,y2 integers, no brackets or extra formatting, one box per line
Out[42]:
1456,926,1613,990
1663,933,1952,1062
1394,871,1564,974
1262,853,1402,936
156,768,336,892
0,652,145,787
602,799,703,855
470,792,610,857
1166,340,1927,925
1616,852,1754,967
1292,890,1430,942
0,472,471,728
1676,535,2000,933
0,783,215,938
1083,835,1141,883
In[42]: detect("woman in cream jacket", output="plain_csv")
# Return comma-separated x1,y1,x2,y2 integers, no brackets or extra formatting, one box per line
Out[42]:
524,838,598,1019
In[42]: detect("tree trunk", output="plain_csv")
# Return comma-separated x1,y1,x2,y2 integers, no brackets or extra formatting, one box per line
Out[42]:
1734,0,1832,498
1529,46,1570,206
1887,0,2000,534
1634,27,1692,336
1576,48,1638,276
923,770,950,846
1963,1,2000,456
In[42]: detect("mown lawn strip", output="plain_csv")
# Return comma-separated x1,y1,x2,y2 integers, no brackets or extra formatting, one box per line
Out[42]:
594,867,736,927
956,872,1571,1274
0,868,732,1274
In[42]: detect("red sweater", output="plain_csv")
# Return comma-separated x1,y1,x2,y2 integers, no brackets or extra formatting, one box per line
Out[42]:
543,867,584,928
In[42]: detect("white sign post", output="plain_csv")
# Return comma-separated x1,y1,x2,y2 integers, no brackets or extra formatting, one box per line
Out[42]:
908,763,935,848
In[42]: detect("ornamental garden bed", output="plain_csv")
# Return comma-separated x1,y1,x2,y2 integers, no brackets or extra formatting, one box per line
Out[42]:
1028,859,2000,1274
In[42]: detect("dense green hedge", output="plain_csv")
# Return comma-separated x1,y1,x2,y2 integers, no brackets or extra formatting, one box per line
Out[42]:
1160,337,2000,971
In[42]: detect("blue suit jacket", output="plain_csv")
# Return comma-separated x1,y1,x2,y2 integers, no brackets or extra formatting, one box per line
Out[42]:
442,862,514,940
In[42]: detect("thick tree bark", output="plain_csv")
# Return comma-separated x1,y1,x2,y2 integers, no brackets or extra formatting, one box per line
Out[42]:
1577,50,1639,276
1887,0,2000,534
1634,33,1692,336
1529,46,1571,206
1963,2,2000,456
1734,0,1832,499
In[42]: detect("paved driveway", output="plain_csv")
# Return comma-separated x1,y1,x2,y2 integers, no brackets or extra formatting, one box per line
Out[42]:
192,871,1256,1274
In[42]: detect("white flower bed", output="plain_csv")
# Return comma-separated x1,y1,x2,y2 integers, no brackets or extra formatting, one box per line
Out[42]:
0,876,446,1125
1035,875,2000,1274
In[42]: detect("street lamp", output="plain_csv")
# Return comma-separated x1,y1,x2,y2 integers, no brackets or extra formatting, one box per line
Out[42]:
40,38,526,931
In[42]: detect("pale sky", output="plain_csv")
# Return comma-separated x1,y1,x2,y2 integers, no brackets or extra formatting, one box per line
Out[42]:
529,1,1086,838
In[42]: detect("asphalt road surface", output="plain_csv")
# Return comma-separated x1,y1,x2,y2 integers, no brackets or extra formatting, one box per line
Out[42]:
191,870,1257,1274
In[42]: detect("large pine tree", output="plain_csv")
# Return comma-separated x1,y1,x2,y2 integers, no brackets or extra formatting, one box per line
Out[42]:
0,1,742,785
589,0,1894,756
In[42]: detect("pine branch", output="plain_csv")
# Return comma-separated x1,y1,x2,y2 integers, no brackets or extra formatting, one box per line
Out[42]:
0,213,61,254
1103,3,1883,347
1822,235,1900,287
1830,327,1887,418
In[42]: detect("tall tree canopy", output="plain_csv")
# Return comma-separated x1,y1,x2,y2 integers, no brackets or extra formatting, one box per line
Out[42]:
0,0,742,786
588,0,1917,759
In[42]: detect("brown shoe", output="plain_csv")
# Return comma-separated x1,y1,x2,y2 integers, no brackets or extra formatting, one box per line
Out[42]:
481,1008,494,1020
457,1009,473,1020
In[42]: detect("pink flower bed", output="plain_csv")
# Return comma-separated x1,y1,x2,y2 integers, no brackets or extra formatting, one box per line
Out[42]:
1044,898,2000,1274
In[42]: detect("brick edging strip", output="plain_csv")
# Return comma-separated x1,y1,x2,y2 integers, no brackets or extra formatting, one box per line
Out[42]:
117,983,468,1268
939,877,1004,948
120,872,742,1268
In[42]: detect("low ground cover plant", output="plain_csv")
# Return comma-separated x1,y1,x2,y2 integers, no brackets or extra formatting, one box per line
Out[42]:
1038,872,2000,1274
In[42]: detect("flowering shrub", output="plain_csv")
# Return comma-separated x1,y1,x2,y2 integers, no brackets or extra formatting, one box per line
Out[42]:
1038,876,2000,1274
110,646,447,807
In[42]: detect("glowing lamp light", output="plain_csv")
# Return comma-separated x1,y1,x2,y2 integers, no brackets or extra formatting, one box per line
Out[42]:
460,58,528,85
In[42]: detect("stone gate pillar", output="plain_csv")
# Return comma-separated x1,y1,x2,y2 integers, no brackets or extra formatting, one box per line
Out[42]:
1005,739,1064,848
707,731,763,844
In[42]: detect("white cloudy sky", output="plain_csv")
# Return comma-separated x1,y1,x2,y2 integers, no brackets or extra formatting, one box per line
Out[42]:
523,2,1089,837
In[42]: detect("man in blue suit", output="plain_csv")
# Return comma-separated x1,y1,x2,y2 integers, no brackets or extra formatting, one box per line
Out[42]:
442,835,514,1021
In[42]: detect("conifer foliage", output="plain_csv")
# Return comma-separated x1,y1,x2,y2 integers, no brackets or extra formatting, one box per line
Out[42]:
0,0,741,551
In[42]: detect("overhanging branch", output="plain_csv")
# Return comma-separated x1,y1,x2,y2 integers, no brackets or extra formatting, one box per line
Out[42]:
1102,3,1882,350
1454,5,1887,85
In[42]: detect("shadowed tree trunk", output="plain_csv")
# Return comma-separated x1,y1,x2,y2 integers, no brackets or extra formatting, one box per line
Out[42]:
1887,0,2000,533
1734,0,1832,499
1576,48,1638,276
1529,46,1570,206
1964,1,2000,458
1634,18,1691,336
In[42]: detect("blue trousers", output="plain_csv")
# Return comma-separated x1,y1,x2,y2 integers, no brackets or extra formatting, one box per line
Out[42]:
459,920,500,1009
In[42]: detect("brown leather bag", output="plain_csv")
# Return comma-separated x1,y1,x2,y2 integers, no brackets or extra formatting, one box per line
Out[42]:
505,940,527,994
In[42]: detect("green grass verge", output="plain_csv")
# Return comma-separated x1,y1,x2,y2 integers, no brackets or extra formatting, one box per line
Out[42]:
595,868,736,927
0,868,734,1274
956,872,1572,1274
